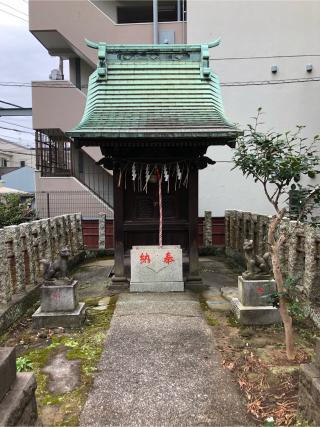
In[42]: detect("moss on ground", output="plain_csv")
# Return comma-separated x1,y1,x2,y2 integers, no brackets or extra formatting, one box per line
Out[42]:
17,295,117,427
198,294,219,326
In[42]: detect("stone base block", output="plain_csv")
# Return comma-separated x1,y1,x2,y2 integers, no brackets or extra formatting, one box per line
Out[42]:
41,280,78,312
130,245,183,292
238,276,276,307
0,372,38,426
0,347,16,402
231,298,281,325
32,302,86,329
130,281,184,292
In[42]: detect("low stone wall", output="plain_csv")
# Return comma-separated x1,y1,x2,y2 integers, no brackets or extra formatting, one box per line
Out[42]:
298,338,320,425
225,210,320,325
0,213,83,306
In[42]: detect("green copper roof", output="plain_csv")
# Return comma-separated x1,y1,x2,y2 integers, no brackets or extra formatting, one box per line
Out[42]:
67,40,240,141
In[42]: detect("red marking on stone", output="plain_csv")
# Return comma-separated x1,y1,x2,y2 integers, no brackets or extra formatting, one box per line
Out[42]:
52,291,60,300
163,251,175,264
256,287,265,295
140,253,151,264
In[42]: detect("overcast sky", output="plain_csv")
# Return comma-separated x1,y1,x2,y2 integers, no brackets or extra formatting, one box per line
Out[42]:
0,0,60,147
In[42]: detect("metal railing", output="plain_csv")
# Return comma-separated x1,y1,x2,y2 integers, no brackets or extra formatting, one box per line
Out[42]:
34,191,113,219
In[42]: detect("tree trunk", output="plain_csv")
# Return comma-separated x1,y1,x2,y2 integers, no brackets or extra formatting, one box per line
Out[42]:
268,213,295,360
270,250,295,360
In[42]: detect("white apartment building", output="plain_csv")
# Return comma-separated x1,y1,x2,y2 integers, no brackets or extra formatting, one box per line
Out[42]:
0,138,36,169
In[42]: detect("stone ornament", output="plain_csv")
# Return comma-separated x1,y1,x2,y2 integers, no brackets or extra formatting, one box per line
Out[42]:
243,239,272,280
40,246,71,284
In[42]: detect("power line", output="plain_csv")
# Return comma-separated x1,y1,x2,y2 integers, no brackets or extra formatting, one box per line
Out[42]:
0,2,28,17
211,53,320,61
0,119,33,130
0,126,34,135
0,100,23,108
0,134,33,143
221,77,320,87
0,7,27,22
0,76,320,88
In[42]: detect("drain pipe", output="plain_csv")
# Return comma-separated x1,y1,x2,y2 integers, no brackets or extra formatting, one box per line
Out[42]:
153,0,158,44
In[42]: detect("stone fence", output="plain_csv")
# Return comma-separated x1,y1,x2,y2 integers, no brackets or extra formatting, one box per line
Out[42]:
225,210,320,324
0,214,83,305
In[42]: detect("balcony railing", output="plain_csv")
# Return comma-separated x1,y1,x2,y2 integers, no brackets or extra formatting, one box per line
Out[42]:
35,130,71,177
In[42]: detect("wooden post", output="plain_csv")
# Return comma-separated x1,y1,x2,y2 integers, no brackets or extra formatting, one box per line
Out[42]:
187,168,202,284
112,167,127,286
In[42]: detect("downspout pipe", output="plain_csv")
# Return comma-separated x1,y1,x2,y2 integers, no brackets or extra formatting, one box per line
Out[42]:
153,0,158,44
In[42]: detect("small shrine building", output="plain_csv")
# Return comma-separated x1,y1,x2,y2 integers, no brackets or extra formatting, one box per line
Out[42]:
67,40,241,288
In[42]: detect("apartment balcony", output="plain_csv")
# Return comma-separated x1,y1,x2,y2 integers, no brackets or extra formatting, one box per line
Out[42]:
29,0,186,67
32,80,86,132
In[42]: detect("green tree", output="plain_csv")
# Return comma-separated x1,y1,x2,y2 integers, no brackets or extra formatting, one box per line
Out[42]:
0,194,34,228
233,109,320,360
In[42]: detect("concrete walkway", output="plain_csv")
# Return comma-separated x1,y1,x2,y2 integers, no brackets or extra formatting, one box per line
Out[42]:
80,292,250,426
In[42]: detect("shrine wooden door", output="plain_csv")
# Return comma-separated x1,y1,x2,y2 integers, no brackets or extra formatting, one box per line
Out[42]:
123,179,189,253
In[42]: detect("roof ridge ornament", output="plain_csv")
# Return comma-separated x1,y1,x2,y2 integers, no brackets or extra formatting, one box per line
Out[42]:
208,38,221,49
200,38,221,79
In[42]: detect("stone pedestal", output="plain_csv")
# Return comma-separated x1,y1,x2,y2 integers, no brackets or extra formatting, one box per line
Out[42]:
298,338,320,425
130,245,184,292
0,348,38,426
32,280,86,329
231,276,281,325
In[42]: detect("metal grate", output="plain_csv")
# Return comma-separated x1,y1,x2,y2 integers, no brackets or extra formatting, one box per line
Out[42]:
35,129,71,177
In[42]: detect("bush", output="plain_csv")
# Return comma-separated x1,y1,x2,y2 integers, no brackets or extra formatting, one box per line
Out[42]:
0,194,35,228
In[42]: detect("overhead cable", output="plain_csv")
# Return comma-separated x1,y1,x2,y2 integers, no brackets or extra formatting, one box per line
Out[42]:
0,125,34,135
0,2,28,17
0,7,27,22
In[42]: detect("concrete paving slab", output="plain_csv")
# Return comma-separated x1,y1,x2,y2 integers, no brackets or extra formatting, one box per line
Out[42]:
207,300,232,312
80,293,249,426
42,352,81,394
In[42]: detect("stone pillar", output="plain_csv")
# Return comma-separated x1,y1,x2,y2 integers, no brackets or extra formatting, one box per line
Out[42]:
75,213,83,253
229,210,236,251
288,221,305,285
55,216,64,253
98,213,106,250
69,214,79,256
31,221,41,282
278,217,290,278
225,210,231,249
304,226,320,304
203,211,212,247
18,223,32,289
39,219,51,260
25,222,37,288
234,211,241,251
242,212,252,243
0,229,11,304
4,226,25,294
49,218,58,261
257,214,269,255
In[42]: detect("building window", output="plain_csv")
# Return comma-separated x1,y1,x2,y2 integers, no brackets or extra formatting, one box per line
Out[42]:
20,161,26,167
117,0,179,24
0,158,7,167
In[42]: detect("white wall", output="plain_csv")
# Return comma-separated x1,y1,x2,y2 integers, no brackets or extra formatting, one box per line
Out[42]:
188,0,320,216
